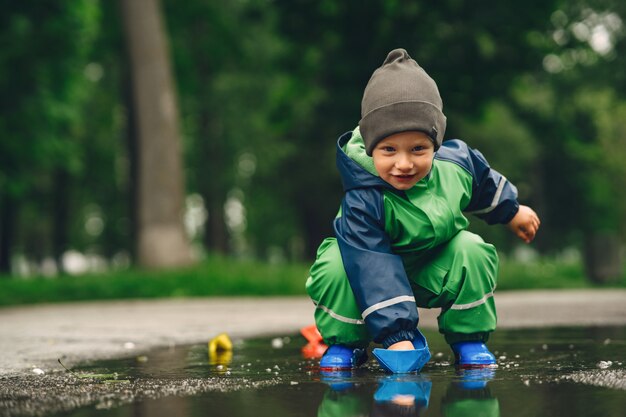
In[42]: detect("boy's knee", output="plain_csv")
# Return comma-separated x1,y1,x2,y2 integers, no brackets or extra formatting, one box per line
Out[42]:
307,239,349,295
313,240,346,279
449,231,498,262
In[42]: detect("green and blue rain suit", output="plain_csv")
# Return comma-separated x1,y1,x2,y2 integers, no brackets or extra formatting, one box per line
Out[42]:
306,128,520,348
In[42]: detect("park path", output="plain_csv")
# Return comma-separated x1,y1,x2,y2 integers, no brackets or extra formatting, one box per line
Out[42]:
1,289,625,376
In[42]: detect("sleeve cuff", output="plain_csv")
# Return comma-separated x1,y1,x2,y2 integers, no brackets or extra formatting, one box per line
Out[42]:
502,202,520,224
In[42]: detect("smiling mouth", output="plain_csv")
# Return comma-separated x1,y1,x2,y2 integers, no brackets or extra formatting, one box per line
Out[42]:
393,174,416,181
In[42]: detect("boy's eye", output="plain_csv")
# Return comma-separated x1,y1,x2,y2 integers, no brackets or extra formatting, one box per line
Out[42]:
412,146,425,152
382,146,395,152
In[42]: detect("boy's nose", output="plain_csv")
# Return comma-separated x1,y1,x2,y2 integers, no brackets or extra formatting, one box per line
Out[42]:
395,154,414,170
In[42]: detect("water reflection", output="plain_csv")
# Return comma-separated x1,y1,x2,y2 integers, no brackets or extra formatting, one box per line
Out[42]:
372,375,431,416
54,326,624,417
442,369,499,417
208,349,233,367
317,369,498,417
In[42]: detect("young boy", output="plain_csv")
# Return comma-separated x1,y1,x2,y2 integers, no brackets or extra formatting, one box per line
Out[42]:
306,48,540,370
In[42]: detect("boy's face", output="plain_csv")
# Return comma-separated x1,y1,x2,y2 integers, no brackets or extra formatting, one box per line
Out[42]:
372,131,435,190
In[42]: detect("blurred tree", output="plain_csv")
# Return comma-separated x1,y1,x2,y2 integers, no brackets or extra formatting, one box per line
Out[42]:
509,0,626,281
120,0,194,268
164,0,312,259
0,1,100,274
456,101,539,253
67,1,133,264
2,0,623,283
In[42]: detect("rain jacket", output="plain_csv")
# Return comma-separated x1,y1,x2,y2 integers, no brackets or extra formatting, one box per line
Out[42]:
334,128,519,348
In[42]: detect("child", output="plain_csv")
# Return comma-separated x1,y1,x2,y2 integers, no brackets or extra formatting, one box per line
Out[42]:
306,48,540,371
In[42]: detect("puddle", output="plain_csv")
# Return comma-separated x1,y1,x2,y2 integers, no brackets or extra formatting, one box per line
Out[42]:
2,327,625,417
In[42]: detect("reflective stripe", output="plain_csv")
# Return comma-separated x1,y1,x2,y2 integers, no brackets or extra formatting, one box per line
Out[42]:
450,288,496,310
467,176,507,215
361,295,416,319
312,300,365,325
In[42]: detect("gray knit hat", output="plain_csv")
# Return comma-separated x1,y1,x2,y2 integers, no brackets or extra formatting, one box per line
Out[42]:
359,48,446,155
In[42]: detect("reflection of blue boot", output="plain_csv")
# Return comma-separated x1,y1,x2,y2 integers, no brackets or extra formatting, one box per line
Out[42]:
320,345,368,370
319,370,354,392
455,367,496,390
372,330,431,373
374,375,432,408
451,341,496,368
443,374,499,417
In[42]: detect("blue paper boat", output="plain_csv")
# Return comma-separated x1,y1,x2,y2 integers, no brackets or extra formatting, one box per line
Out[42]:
372,329,431,373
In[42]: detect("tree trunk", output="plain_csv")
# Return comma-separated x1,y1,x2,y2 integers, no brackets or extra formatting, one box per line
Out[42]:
52,168,70,274
583,232,623,284
120,0,193,268
0,194,16,275
123,66,139,264
204,196,228,254
198,110,229,254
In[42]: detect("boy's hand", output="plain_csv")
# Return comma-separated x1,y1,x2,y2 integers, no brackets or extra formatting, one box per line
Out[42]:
507,205,541,243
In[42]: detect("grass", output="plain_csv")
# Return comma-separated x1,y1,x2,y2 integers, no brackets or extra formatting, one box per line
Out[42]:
0,254,623,307
498,258,606,290
0,254,310,307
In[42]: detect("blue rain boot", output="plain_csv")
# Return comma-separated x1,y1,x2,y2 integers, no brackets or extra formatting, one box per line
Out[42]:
451,341,496,367
372,330,431,373
319,345,368,370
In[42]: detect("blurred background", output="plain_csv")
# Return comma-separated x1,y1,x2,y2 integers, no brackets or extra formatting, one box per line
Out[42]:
1,0,625,297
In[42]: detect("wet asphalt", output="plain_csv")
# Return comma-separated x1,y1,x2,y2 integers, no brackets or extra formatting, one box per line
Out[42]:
1,290,625,377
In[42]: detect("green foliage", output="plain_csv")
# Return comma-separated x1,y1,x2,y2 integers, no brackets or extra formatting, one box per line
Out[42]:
508,1,626,250
162,0,310,256
1,0,625,284
0,1,111,265
0,1,100,196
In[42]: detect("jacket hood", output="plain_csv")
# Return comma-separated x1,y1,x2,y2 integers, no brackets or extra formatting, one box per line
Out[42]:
336,130,396,192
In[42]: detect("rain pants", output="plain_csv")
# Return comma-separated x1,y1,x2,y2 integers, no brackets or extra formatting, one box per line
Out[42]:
306,128,519,348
